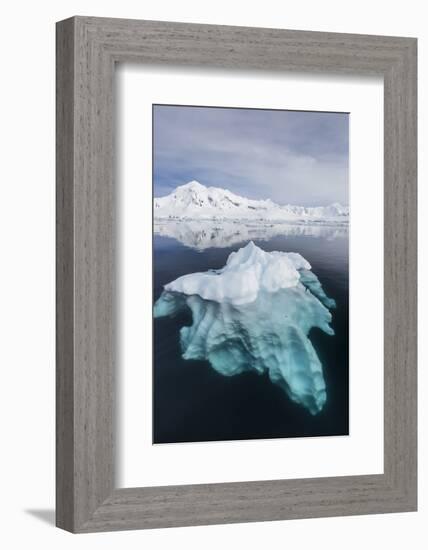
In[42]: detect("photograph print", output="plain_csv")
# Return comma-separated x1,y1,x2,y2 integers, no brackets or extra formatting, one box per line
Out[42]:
153,104,349,444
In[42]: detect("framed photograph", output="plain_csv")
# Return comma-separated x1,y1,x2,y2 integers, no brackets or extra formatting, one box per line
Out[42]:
56,16,417,532
151,104,350,445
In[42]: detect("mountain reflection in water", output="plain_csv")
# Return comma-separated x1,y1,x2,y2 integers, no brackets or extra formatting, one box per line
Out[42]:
154,219,348,251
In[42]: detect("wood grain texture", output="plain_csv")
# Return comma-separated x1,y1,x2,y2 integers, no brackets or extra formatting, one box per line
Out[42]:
56,16,417,533
56,18,75,532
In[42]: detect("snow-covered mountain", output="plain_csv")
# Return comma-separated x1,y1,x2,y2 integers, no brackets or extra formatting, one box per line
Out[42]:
154,181,349,223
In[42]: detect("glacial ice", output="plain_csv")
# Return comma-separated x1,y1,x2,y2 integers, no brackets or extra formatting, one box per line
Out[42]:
154,242,336,415
164,241,311,306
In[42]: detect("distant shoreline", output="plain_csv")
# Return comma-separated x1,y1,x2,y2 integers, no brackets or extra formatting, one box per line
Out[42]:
154,217,349,227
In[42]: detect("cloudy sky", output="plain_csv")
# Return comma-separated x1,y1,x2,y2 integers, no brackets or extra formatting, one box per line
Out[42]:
153,104,349,207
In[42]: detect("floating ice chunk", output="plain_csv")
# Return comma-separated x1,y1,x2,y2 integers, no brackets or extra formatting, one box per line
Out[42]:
154,243,337,414
164,241,311,306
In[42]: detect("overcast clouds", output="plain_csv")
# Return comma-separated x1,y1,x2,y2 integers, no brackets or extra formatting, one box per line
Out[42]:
153,105,349,207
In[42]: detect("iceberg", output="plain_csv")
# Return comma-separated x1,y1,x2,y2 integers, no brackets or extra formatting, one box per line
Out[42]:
154,242,336,415
163,241,310,306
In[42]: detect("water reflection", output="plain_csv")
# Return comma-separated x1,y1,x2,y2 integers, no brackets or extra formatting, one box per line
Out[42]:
154,220,348,250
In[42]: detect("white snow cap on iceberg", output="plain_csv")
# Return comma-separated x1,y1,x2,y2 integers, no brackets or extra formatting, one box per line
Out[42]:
164,241,311,306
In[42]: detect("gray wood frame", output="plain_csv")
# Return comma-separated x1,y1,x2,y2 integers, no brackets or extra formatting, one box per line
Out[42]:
56,16,417,533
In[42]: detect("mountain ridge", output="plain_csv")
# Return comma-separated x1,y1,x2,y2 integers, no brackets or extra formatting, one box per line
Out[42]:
154,180,349,222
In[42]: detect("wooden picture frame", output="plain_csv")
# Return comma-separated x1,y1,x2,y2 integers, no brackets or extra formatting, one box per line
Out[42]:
56,16,417,533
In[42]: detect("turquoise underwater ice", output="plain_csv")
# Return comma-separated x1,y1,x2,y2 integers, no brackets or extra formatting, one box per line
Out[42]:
154,242,336,415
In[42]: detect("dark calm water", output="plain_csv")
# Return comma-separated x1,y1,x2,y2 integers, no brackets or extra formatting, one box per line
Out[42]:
153,231,349,444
